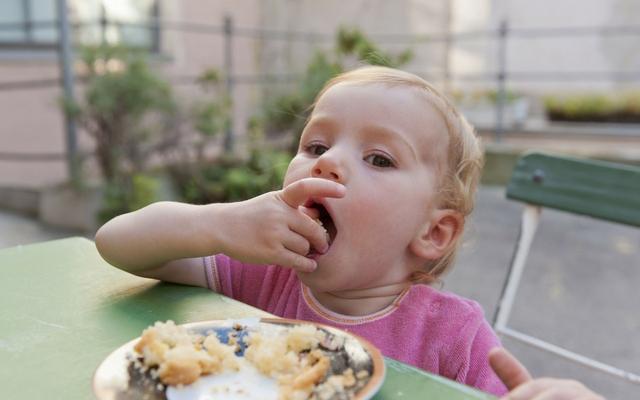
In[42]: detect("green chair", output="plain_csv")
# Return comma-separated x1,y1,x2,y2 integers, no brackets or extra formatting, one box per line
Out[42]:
493,151,640,384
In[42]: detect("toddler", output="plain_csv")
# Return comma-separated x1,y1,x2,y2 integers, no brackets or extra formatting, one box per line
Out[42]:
96,66,507,395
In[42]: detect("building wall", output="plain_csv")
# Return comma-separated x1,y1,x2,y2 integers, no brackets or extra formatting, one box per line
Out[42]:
0,55,66,188
450,0,640,93
160,0,263,156
0,0,449,188
1,0,638,189
0,0,266,188
257,0,449,87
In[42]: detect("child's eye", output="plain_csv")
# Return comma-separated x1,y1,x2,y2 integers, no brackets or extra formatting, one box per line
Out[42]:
364,153,395,168
305,143,329,156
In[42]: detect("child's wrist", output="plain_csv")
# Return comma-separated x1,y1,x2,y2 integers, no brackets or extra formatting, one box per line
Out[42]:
195,202,232,256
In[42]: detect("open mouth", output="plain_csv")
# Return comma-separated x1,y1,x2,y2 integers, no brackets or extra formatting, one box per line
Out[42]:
307,201,337,255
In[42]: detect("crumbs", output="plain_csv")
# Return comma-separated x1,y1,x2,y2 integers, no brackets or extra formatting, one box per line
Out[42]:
132,321,369,400
132,320,239,386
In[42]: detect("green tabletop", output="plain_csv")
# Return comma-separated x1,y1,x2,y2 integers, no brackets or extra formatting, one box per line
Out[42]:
0,237,494,399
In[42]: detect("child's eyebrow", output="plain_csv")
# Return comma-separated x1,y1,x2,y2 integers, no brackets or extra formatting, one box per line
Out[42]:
361,124,419,163
304,116,338,133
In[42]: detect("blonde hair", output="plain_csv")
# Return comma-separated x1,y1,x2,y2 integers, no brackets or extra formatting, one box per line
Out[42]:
313,66,484,284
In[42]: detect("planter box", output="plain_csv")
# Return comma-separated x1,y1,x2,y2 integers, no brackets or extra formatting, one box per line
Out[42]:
460,98,531,129
40,184,103,233
38,173,178,233
0,187,39,217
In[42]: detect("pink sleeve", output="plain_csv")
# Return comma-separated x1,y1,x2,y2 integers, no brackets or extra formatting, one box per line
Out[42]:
203,254,296,313
450,303,508,396
203,254,269,303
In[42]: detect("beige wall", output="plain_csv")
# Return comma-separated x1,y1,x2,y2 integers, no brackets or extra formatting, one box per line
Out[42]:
0,0,449,189
2,0,637,189
450,0,640,93
160,0,264,155
0,0,266,188
259,0,448,81
0,58,66,188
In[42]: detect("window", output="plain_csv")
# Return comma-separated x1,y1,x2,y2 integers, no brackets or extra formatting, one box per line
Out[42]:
0,0,160,51
0,0,57,48
72,0,160,51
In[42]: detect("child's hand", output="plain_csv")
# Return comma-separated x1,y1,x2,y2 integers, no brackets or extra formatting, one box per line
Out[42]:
218,178,345,272
489,348,605,400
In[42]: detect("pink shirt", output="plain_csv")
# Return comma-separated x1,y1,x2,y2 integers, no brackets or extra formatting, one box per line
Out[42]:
204,254,507,396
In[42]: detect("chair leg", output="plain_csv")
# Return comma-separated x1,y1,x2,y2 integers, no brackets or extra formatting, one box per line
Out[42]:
492,204,541,329
493,204,640,385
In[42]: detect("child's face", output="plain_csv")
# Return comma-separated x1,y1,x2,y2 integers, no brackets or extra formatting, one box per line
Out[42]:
283,82,450,293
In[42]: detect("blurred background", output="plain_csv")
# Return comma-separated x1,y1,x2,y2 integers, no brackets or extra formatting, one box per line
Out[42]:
0,1,639,398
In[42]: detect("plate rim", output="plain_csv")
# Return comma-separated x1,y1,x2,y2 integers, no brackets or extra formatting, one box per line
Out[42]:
93,317,386,400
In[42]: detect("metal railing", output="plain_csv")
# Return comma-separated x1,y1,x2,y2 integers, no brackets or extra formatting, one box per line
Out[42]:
1,4,640,179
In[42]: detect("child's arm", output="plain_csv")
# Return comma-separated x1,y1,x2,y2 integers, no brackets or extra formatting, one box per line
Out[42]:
95,201,224,287
95,178,345,286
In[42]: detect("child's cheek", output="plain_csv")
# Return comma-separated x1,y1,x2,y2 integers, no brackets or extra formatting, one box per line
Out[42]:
282,158,306,187
348,186,420,242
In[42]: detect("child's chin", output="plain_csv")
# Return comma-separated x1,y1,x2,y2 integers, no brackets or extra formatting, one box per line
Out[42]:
296,266,324,286
297,264,318,278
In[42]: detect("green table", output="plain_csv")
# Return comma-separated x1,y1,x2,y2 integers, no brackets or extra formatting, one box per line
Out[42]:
0,237,494,399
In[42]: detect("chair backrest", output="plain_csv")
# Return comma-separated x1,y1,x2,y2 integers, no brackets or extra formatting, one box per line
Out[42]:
506,152,640,228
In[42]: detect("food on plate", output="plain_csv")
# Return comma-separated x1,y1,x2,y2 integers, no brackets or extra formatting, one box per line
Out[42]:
130,320,373,400
134,321,239,386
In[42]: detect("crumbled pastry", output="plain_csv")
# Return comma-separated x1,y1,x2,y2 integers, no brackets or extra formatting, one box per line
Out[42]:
157,345,207,386
132,321,367,400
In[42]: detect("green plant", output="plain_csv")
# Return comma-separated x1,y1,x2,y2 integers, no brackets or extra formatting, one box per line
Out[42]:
191,68,231,160
620,92,640,114
162,63,291,205
63,45,178,221
171,149,291,205
262,51,342,148
336,27,413,67
544,92,640,123
484,89,522,104
258,26,413,153
65,45,177,182
98,173,159,224
451,89,522,105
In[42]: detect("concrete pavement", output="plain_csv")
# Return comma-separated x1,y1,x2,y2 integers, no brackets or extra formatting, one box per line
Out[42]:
0,208,84,249
450,187,640,399
1,186,638,399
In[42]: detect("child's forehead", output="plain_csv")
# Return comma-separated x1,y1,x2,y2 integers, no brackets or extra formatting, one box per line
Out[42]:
317,81,425,104
313,82,445,125
310,82,450,160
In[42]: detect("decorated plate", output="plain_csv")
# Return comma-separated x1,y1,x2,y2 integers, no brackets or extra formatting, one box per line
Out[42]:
93,318,385,400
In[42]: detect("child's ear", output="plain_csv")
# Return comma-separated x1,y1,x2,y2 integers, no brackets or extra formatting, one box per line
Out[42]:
409,209,464,260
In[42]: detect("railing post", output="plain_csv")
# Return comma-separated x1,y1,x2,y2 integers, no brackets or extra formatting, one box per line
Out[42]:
56,0,80,185
22,0,33,42
495,19,508,142
223,15,234,152
100,4,107,45
151,1,161,53
443,2,452,95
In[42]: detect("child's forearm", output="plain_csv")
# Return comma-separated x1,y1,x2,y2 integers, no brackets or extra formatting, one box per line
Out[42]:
96,178,345,275
95,201,226,273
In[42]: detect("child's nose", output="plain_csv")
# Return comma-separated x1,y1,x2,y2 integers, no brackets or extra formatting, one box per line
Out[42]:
311,155,345,183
